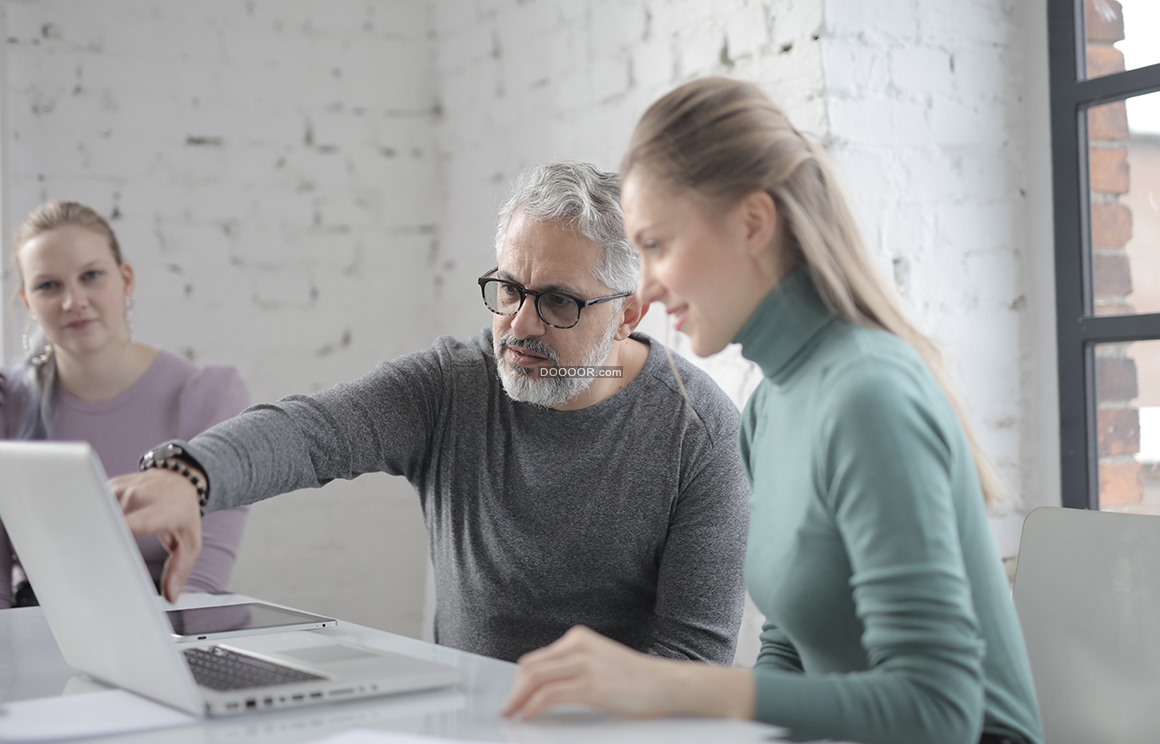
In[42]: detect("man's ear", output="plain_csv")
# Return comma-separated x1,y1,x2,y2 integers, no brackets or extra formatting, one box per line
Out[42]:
614,294,648,340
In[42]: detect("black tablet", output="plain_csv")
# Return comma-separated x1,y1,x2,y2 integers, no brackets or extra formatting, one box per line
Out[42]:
166,601,337,641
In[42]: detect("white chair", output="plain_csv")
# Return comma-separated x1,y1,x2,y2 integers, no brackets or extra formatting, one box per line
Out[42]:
1012,506,1160,743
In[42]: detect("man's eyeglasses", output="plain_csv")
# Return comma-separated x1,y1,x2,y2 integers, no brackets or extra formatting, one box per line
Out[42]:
477,268,632,329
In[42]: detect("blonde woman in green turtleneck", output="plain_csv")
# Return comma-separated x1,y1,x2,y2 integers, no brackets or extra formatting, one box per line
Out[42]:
503,77,1043,744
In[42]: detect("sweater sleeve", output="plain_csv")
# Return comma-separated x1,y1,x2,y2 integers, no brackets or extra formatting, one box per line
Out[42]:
185,347,444,512
175,365,251,593
754,619,805,673
646,429,749,663
752,361,986,744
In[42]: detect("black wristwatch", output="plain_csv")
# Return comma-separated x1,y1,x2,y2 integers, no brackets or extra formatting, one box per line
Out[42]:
139,443,210,516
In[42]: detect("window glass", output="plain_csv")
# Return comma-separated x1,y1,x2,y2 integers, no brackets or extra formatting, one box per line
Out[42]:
1084,0,1160,80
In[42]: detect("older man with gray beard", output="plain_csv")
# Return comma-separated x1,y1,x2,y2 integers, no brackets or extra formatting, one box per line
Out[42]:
114,162,751,664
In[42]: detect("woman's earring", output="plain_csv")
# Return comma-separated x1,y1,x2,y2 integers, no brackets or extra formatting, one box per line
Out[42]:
22,315,53,367
125,296,135,341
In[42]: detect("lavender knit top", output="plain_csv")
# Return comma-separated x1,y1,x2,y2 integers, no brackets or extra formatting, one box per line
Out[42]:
0,349,250,608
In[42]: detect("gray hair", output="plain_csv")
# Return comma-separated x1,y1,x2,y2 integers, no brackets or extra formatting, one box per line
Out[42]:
494,162,639,294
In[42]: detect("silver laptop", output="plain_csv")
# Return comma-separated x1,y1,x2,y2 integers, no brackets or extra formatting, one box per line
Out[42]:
1012,506,1160,744
0,441,459,717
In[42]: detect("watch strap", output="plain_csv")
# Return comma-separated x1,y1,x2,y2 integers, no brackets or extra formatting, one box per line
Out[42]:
139,443,210,516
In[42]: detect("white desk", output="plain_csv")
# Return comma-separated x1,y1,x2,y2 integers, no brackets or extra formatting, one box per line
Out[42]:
0,595,791,744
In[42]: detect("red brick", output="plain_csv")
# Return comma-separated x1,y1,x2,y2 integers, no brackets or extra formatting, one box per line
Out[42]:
1092,252,1134,298
1100,460,1142,507
1091,202,1133,248
1087,45,1126,78
1089,101,1129,141
1096,355,1139,402
1085,0,1125,43
1089,146,1130,194
1097,408,1140,457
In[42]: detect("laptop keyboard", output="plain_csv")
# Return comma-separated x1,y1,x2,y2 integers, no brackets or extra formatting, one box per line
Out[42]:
183,646,325,691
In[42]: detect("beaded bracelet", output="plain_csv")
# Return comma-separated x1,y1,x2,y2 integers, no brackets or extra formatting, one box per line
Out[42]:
142,458,209,517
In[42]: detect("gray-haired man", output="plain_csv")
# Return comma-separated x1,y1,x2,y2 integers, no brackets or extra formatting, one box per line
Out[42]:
115,162,751,664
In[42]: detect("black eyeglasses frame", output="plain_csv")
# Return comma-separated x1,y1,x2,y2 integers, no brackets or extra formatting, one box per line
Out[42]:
477,267,632,330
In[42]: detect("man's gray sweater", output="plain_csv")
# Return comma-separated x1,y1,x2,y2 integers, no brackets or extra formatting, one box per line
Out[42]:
185,330,750,663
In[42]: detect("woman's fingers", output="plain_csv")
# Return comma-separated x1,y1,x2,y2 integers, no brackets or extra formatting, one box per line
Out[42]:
504,648,589,716
505,626,662,720
512,677,592,721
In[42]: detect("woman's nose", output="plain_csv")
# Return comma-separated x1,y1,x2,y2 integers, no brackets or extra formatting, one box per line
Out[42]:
636,271,665,308
61,284,86,311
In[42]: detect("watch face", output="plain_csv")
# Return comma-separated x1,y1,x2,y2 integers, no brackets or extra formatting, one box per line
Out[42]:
142,443,184,467
156,443,185,459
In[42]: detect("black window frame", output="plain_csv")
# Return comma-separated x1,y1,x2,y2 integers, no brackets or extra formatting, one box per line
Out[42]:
1049,0,1160,509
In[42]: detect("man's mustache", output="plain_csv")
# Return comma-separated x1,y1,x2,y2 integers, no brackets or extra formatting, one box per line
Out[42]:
499,333,560,364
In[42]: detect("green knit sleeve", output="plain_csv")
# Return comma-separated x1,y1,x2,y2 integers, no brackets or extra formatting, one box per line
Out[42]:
754,619,805,673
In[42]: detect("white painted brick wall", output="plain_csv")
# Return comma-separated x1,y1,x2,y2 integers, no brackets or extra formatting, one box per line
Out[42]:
0,0,1057,658
432,0,1051,663
433,0,1046,522
0,0,438,637
822,0,1036,531
433,0,827,337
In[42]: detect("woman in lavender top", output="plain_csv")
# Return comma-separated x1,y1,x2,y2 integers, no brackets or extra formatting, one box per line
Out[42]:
0,201,249,608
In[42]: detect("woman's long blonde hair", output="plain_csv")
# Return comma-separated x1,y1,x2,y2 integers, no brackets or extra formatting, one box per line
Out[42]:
623,76,1007,506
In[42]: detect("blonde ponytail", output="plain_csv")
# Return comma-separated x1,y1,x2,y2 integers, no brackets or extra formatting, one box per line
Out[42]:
624,77,1008,506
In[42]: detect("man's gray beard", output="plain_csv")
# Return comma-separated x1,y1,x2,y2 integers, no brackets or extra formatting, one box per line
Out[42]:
494,320,619,408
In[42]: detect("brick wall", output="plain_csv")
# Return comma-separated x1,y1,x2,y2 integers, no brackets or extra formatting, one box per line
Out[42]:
0,0,439,635
433,0,1048,531
1085,0,1143,509
820,0,1033,535
432,0,827,399
432,0,1049,659
0,0,1057,644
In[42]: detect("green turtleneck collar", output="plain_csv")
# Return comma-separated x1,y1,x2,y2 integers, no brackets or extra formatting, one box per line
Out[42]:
734,268,836,383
